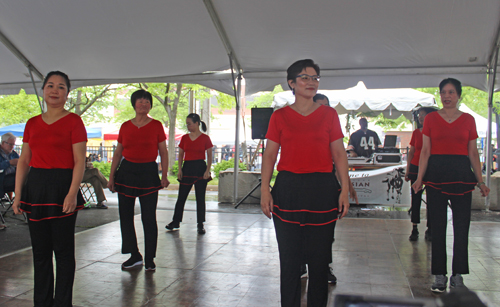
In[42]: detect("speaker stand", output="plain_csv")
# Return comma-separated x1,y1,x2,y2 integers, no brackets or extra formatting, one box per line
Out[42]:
234,139,270,209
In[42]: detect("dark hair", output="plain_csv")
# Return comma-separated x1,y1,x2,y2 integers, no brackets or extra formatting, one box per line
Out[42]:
414,107,438,129
42,71,71,92
313,93,329,103
439,78,462,97
130,89,153,109
286,59,320,92
187,113,207,132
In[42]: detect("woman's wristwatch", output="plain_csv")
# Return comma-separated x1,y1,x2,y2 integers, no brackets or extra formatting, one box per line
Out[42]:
477,181,485,188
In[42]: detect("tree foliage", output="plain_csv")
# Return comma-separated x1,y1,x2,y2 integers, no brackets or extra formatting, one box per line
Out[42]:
0,89,41,126
66,85,117,124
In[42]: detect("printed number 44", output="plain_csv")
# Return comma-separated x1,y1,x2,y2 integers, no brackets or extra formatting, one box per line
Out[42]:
360,136,375,150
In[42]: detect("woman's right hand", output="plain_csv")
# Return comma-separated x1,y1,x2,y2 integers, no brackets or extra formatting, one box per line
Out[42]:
260,190,273,219
412,179,422,193
107,178,115,192
404,169,410,182
12,198,21,215
177,169,183,181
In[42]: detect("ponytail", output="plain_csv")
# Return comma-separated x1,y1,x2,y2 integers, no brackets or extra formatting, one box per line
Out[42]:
187,113,207,132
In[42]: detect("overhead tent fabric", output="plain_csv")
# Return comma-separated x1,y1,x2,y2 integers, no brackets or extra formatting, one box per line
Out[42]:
273,81,437,119
0,1,500,96
0,123,102,139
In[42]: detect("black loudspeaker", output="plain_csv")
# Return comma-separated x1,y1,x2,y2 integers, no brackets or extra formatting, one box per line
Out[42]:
251,108,273,140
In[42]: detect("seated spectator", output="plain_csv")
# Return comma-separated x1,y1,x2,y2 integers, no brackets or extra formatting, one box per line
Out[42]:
83,155,109,208
0,132,19,229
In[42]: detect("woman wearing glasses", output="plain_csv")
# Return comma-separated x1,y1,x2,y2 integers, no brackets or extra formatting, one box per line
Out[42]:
261,59,350,306
412,78,489,293
108,89,170,272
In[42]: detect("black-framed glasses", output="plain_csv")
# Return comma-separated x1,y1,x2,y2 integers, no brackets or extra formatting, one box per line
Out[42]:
2,141,15,146
296,74,320,82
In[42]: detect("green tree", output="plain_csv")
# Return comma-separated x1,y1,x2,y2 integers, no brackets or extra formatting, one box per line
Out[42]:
66,85,116,124
0,89,41,125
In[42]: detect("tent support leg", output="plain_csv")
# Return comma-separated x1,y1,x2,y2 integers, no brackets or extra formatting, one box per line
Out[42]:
485,45,499,212
28,68,43,113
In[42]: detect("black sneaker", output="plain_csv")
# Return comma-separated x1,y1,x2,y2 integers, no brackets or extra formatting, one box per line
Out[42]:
145,259,156,272
431,275,448,293
122,254,143,270
300,264,307,278
425,229,432,241
197,223,206,234
409,228,419,241
450,274,467,290
165,221,180,230
96,202,108,209
328,267,337,284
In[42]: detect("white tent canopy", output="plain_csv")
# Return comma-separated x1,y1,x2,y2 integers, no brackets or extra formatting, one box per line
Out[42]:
459,104,497,139
273,81,437,119
1,1,500,96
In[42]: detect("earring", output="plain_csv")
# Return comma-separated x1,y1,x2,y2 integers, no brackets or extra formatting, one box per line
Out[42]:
292,88,295,95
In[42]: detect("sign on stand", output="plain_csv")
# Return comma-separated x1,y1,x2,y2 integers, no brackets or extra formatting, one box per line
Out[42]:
350,165,410,206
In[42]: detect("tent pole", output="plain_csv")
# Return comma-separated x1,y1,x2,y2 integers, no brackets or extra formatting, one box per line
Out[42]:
28,68,44,113
233,74,242,205
0,30,43,80
485,45,499,211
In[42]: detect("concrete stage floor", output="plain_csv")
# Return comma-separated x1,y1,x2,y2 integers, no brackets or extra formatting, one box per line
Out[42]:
0,189,499,306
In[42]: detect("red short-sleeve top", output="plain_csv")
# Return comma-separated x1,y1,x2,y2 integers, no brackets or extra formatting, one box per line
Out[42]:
422,112,478,156
118,119,166,163
265,105,344,173
409,128,423,165
179,133,213,161
23,113,87,169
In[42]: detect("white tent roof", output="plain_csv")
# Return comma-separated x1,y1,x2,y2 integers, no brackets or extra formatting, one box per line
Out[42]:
273,81,437,119
1,0,500,96
459,104,497,139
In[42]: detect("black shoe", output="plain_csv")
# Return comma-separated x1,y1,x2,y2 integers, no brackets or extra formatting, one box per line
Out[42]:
300,264,307,278
328,267,337,284
145,259,156,272
122,254,143,270
425,229,432,241
409,228,419,241
165,221,180,230
197,223,206,234
96,202,108,209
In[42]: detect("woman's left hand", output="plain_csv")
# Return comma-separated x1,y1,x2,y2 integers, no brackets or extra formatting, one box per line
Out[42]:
203,170,211,180
161,177,170,188
338,190,350,219
62,194,77,214
479,184,490,197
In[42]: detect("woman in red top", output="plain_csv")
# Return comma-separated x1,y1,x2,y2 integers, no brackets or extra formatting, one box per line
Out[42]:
108,89,169,272
261,59,350,307
165,113,213,234
13,71,87,307
413,78,490,293
405,107,436,241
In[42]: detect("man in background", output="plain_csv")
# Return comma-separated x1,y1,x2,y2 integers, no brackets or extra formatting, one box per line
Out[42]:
347,118,381,157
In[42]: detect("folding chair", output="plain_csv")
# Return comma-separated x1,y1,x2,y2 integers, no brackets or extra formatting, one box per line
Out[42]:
0,170,27,223
80,182,97,208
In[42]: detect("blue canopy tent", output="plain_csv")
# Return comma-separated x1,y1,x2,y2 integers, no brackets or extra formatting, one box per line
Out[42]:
0,123,102,139
0,123,25,137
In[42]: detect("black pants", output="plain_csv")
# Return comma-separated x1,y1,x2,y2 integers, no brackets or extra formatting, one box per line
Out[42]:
118,192,158,260
427,187,471,275
274,216,335,307
172,177,207,224
410,181,429,228
28,213,77,307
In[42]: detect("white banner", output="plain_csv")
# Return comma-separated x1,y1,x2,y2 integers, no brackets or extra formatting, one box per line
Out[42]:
349,165,410,206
